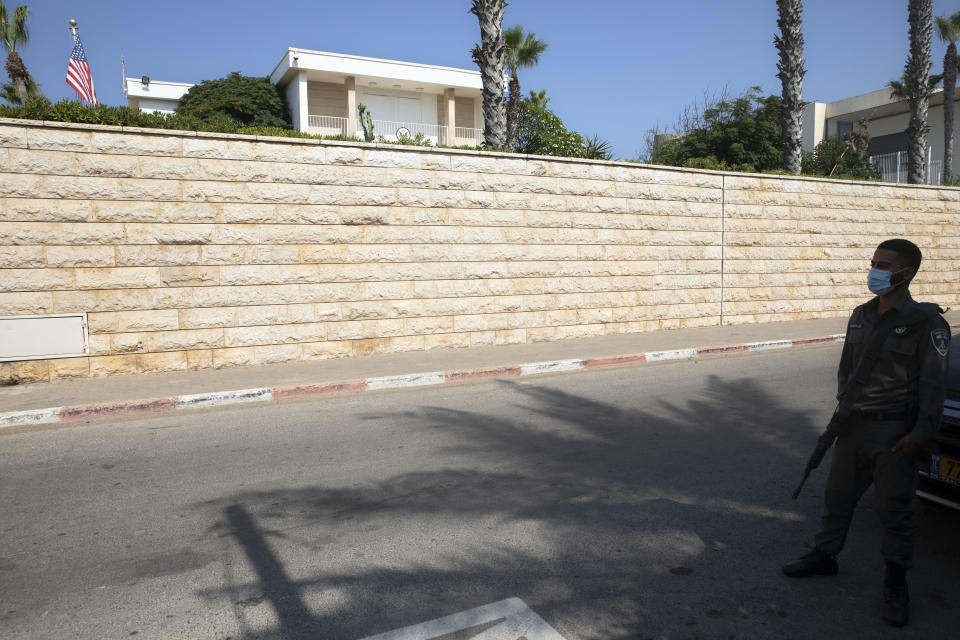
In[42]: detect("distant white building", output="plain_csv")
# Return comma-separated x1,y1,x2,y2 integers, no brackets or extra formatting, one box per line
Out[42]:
125,48,485,146
802,87,960,184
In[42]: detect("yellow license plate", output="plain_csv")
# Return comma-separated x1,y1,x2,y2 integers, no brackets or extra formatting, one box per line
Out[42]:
931,454,960,486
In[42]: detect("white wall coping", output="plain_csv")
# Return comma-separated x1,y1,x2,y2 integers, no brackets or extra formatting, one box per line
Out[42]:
1,117,956,192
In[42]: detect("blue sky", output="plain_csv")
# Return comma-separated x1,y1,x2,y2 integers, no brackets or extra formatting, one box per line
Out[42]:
13,0,960,159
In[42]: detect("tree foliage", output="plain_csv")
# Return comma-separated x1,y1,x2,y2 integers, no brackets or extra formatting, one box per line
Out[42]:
176,72,291,128
802,133,880,181
514,101,586,157
651,88,782,172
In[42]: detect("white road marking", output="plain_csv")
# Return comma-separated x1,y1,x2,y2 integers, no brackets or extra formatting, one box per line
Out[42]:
356,597,567,640
365,372,446,390
0,407,60,428
644,348,697,362
520,359,584,375
176,387,272,409
745,340,792,351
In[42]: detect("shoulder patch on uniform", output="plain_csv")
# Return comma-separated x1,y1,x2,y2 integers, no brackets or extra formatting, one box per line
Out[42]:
849,323,863,329
931,328,950,357
894,326,909,335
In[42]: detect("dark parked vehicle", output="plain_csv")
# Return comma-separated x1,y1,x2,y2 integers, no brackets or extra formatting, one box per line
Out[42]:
918,345,960,510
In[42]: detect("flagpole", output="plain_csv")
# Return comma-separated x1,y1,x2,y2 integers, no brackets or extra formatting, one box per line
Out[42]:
68,19,80,102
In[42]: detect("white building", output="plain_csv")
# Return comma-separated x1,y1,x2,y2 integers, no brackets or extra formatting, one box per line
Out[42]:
125,48,485,146
802,87,960,184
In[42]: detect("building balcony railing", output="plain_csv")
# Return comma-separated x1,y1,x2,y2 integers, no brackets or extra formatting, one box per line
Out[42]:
306,114,483,148
869,148,943,185
307,115,348,137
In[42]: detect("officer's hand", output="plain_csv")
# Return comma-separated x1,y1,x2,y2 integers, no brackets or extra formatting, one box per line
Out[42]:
891,435,921,455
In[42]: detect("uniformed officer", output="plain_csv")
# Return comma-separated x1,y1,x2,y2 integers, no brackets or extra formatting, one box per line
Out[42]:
782,238,950,627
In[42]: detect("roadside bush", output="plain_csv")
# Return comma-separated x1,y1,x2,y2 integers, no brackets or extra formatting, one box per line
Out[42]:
514,102,587,157
802,134,880,181
176,72,291,128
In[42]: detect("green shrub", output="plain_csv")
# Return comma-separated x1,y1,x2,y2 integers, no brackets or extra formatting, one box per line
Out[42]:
514,102,586,157
177,72,291,128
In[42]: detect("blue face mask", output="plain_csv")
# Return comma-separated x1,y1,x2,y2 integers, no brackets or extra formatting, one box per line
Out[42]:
867,267,907,296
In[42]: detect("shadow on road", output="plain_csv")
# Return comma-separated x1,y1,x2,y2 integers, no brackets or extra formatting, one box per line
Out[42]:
192,373,960,639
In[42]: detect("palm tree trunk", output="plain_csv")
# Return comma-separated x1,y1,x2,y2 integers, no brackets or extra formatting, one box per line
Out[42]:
906,0,933,184
506,71,520,150
5,50,29,105
944,42,957,180
775,0,805,175
470,0,507,148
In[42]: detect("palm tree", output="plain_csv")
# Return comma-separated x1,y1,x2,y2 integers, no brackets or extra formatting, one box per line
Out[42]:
469,0,507,148
936,11,960,180
775,0,805,175
905,0,933,184
527,89,550,108
504,25,547,150
0,3,34,106
887,71,942,99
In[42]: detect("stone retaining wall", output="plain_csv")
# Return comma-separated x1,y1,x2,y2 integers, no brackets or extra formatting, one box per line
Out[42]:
1,119,958,383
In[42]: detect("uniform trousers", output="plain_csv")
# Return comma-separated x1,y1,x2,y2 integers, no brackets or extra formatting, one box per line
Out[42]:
813,416,920,568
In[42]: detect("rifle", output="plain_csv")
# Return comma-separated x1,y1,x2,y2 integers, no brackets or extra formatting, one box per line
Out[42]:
791,307,902,500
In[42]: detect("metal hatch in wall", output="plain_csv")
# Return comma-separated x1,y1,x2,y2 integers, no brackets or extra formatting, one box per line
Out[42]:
0,313,89,362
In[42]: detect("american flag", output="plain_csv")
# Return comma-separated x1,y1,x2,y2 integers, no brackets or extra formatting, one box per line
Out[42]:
66,31,98,105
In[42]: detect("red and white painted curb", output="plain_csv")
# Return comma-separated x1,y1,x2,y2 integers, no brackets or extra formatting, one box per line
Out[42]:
0,331,863,430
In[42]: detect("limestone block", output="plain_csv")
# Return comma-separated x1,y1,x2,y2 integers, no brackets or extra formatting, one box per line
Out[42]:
377,318,406,337
0,291,54,314
8,148,77,175
182,138,229,159
0,125,28,148
364,149,421,169
463,190,495,207
219,264,315,286
186,349,214,370
420,153,451,170
0,246,44,267
250,141,304,164
301,340,354,360
469,331,497,347
89,355,138,377
0,268,75,292
236,305,286,326
222,203,278,223
86,312,116,333
26,129,91,152
212,346,256,369
93,200,162,223
111,333,147,354
138,156,200,180
48,357,90,380
113,309,180,333
44,246,115,267
125,223,215,245
138,351,188,373
0,173,42,197
326,319,380,341
117,245,202,267
92,132,182,156
75,267,162,290
160,266,220,287
121,177,186,201
0,359,49,384
431,170,478,190
1,198,91,222
147,328,224,352
247,182,311,203
396,188,430,207
494,329,526,345
253,343,301,365
325,147,363,165
179,307,238,329
74,153,140,178
452,314,501,332
182,181,247,202
423,333,471,350
52,289,99,313
276,204,340,225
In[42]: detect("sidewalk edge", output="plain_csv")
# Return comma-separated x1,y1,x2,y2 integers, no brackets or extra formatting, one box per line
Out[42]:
0,327,950,430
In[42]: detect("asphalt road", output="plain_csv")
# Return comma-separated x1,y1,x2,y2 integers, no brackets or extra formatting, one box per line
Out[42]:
1,345,958,640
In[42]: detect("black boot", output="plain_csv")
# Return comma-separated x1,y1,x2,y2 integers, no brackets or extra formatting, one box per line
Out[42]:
782,548,839,577
882,562,909,627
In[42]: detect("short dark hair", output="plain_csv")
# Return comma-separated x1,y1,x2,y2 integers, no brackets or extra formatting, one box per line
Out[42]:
877,238,922,271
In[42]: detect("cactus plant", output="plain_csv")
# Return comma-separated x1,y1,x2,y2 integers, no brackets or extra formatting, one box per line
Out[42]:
357,103,375,141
